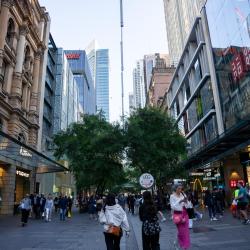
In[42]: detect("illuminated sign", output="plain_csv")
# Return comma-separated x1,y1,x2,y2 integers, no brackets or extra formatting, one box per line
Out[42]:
66,53,80,60
16,170,29,178
230,179,245,188
19,146,32,157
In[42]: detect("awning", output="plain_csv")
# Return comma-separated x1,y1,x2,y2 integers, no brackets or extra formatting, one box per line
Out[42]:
183,120,250,169
0,131,67,173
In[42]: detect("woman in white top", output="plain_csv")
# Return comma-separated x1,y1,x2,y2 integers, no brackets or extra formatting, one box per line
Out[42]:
45,194,54,222
170,184,190,250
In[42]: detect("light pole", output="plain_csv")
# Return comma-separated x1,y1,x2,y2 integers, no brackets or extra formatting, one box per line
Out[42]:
120,0,125,125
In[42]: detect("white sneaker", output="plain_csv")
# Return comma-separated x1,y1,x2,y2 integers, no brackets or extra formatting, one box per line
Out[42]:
161,218,166,222
213,217,218,221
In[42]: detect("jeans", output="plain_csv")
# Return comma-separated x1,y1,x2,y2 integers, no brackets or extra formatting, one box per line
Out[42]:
142,232,160,250
60,208,66,221
21,209,30,224
208,205,215,218
104,232,121,250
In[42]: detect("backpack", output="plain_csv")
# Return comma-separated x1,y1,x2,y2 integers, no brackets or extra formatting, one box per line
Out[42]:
142,216,161,236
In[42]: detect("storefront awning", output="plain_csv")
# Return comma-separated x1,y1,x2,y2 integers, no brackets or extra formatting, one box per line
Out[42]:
0,131,67,173
183,120,250,169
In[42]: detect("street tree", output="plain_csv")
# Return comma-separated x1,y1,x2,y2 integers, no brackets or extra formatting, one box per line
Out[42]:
53,113,125,194
125,106,186,187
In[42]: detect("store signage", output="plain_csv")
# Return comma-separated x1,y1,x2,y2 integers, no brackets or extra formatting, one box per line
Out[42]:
16,170,29,178
231,47,250,82
66,53,80,60
230,179,245,188
139,173,154,189
189,172,204,176
19,146,32,157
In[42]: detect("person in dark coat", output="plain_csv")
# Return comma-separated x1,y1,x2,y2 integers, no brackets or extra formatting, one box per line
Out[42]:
40,194,46,219
139,191,160,250
59,196,68,221
204,190,217,221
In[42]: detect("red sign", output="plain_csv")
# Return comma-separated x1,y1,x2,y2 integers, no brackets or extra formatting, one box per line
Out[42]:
230,179,245,188
243,47,250,69
231,53,245,82
66,53,80,60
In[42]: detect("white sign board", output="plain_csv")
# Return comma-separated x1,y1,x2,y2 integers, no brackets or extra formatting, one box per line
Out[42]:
139,173,154,189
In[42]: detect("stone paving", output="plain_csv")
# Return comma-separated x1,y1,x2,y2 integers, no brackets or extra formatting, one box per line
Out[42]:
1,208,250,250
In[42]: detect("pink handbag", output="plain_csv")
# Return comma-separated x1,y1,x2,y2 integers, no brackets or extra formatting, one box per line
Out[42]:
173,211,186,224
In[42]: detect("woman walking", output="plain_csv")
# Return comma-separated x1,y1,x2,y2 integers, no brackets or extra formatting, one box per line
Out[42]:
139,191,161,250
99,193,130,250
170,184,190,250
20,194,31,227
45,194,54,222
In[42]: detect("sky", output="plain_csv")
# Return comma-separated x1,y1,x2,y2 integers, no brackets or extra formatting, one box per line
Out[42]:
39,0,168,122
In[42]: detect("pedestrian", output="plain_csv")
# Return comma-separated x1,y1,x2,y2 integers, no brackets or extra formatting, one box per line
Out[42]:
135,195,141,215
99,193,130,250
139,191,161,250
204,190,217,221
54,196,59,213
235,182,250,225
88,195,97,220
45,194,54,222
19,194,31,227
40,194,46,219
67,196,73,218
155,191,166,222
186,193,195,229
170,184,190,250
130,195,135,215
118,194,126,210
59,195,68,221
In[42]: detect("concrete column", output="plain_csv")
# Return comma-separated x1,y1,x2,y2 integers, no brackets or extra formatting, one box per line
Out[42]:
39,19,45,41
0,0,13,50
201,8,224,135
29,50,41,112
14,26,27,74
22,83,28,109
3,63,14,94
0,165,16,215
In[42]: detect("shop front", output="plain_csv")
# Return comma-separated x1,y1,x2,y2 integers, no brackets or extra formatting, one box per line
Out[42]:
0,131,66,215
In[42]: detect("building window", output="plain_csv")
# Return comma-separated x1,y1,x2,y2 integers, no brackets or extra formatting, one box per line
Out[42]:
18,133,26,143
6,19,15,47
24,46,31,71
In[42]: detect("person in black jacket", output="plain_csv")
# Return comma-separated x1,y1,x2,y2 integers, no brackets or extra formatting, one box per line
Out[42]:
139,191,160,250
204,190,217,221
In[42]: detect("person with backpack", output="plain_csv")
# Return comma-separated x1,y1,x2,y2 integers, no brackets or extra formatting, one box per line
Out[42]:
139,191,161,250
99,193,130,250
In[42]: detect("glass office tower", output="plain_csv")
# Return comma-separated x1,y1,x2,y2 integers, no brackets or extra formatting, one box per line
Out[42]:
96,49,110,121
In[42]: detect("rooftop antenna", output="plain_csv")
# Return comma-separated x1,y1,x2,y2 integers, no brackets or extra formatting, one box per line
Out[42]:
120,0,125,126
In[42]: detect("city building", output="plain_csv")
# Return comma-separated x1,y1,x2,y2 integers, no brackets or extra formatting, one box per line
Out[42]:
96,49,110,121
163,0,206,65
143,53,170,94
168,0,250,203
0,0,65,215
128,92,135,115
38,44,78,196
146,54,174,107
65,50,96,118
133,60,146,109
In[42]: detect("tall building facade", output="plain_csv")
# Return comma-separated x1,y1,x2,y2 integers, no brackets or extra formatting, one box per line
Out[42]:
128,92,135,115
96,49,110,121
163,0,206,65
65,50,96,118
133,60,146,109
147,55,174,107
168,0,250,202
38,45,78,196
0,0,64,215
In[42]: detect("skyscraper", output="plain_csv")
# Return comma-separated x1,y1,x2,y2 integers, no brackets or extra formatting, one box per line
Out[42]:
96,49,110,121
163,0,206,65
64,50,96,117
129,92,135,115
133,60,146,109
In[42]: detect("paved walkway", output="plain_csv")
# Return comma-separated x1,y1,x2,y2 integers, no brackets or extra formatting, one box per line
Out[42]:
1,209,250,250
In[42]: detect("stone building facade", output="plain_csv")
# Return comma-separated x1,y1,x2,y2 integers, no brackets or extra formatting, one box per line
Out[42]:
0,0,51,214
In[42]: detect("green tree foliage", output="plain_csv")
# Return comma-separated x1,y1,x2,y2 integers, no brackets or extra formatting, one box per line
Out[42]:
53,114,125,194
125,106,186,186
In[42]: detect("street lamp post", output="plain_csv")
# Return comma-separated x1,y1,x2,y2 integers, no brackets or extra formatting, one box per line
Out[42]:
120,0,125,125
